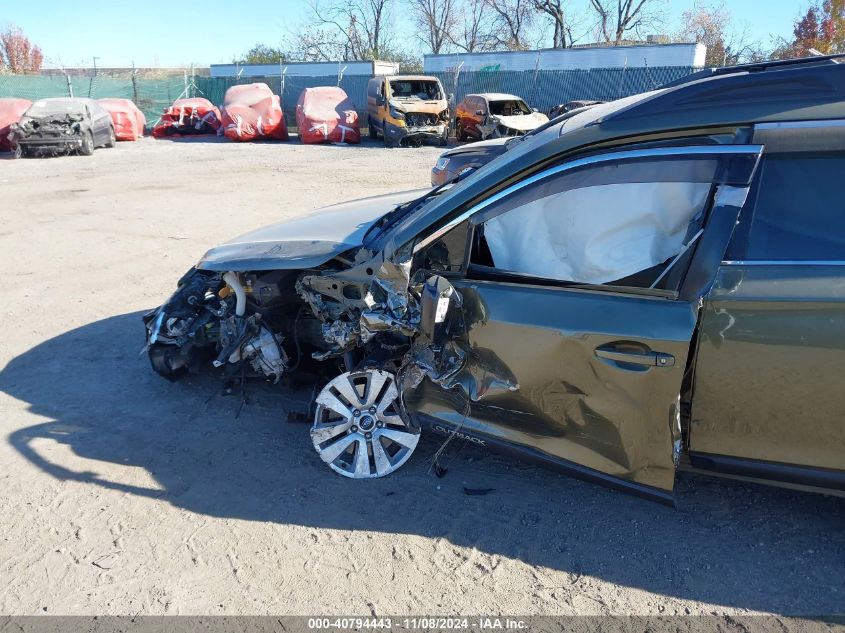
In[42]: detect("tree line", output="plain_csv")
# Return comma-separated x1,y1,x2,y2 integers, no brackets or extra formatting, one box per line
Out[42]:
235,0,845,71
1,0,843,75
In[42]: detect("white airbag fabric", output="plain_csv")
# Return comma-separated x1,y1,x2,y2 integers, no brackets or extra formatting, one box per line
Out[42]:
484,181,710,285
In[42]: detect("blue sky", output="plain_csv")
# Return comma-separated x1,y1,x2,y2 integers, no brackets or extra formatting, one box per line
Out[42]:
2,0,805,68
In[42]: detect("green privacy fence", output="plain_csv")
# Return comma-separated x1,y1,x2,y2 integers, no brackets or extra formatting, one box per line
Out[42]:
0,66,699,131
0,73,190,127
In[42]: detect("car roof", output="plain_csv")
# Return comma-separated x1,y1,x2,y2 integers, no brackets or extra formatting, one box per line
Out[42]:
33,97,95,105
387,57,845,255
468,93,525,102
388,75,441,82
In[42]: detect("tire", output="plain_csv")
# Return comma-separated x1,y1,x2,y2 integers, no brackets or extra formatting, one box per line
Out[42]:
368,117,378,139
105,126,116,148
80,131,94,156
439,128,448,147
456,121,467,141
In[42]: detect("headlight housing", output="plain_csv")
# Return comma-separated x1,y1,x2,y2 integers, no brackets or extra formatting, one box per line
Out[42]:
388,100,405,120
435,156,450,171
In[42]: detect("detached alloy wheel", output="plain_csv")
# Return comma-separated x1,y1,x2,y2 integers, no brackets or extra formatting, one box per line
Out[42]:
311,369,420,479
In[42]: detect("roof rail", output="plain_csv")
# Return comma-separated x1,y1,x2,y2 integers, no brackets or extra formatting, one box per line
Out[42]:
662,54,845,88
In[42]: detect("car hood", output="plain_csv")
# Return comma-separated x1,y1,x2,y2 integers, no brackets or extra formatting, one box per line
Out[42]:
443,137,509,156
491,111,549,131
197,189,426,272
391,98,447,114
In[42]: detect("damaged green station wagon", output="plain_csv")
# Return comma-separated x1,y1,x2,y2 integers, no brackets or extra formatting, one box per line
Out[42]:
145,56,845,504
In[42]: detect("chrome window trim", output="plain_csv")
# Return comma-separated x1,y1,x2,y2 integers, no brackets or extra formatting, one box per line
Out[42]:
755,119,845,130
413,144,764,254
722,260,845,266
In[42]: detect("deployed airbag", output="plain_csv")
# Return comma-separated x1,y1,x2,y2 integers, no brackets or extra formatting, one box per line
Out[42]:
484,181,711,285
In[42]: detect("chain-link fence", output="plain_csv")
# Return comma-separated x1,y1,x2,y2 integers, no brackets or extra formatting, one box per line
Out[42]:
0,66,698,133
0,73,196,128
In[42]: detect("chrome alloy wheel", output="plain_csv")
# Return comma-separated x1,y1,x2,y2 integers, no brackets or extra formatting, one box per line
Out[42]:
311,369,420,479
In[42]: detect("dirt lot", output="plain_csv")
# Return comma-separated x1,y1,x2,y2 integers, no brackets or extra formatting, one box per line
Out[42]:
0,137,842,617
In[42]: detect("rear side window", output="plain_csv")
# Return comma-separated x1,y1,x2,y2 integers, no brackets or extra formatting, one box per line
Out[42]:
743,151,845,260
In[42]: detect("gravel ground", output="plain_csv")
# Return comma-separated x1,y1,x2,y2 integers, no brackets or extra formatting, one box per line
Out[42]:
0,137,843,617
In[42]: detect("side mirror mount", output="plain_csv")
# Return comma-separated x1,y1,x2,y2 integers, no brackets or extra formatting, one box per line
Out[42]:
419,275,461,345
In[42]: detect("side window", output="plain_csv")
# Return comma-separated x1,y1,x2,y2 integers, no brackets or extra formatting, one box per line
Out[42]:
415,220,469,274
742,151,845,261
469,155,722,290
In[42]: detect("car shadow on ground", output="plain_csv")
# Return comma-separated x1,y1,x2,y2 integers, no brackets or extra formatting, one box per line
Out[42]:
1,311,843,614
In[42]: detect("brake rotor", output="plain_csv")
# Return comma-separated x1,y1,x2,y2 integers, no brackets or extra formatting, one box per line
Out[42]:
311,369,420,479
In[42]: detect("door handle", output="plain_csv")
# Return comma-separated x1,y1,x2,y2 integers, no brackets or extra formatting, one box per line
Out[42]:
594,347,675,368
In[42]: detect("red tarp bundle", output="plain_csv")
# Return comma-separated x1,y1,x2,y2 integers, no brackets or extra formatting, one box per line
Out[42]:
0,98,32,151
152,97,221,138
296,87,360,144
97,98,146,141
221,83,288,142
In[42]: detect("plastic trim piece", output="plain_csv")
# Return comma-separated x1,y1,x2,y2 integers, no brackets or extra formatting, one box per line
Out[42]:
688,451,845,491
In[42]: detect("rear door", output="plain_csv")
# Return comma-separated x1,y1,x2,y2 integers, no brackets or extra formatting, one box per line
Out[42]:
689,121,845,491
406,145,762,501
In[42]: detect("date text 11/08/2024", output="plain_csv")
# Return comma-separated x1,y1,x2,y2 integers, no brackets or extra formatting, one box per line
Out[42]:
307,618,529,630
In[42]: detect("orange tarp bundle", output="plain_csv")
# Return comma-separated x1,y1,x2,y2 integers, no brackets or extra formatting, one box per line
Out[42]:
221,83,288,142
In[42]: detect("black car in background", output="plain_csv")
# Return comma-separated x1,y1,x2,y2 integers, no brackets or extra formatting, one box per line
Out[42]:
10,97,115,157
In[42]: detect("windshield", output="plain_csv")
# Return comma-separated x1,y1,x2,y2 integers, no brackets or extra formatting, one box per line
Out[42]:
26,100,86,117
389,80,442,100
489,99,530,116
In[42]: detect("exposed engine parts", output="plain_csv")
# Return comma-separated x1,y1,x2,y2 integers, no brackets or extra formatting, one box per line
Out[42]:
143,246,516,478
144,268,310,384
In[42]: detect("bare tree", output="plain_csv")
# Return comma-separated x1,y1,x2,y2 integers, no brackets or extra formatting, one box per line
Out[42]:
289,25,350,61
533,0,573,48
412,0,458,54
450,0,495,52
484,0,535,50
676,4,763,66
296,0,394,60
588,0,663,45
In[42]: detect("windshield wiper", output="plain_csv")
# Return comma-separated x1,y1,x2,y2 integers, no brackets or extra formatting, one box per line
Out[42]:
362,169,474,244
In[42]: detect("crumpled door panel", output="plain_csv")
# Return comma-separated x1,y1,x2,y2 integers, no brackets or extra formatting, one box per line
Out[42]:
405,281,696,495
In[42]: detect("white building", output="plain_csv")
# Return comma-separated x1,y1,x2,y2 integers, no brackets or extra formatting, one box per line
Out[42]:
424,43,706,73
210,60,399,78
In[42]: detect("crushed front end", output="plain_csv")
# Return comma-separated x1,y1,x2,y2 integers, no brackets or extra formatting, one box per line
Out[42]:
384,104,449,147
143,231,482,478
10,114,86,156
